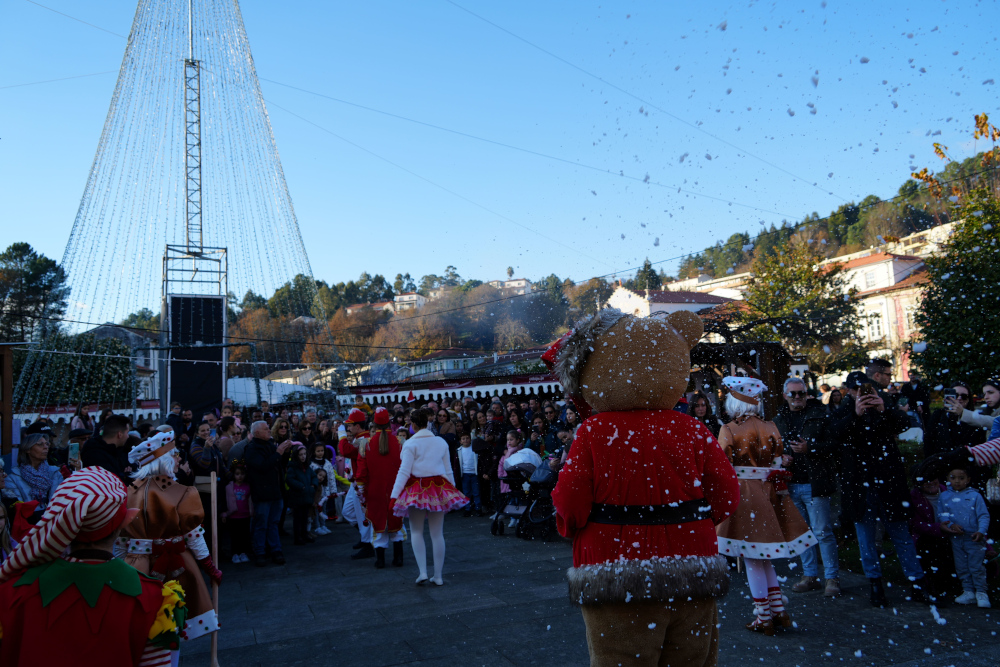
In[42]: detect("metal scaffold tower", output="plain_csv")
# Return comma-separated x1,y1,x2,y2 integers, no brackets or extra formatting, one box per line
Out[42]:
13,0,341,419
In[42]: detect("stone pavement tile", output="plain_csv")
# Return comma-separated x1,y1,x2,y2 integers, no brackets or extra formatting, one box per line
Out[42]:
180,626,257,657
379,592,509,623
180,515,1000,666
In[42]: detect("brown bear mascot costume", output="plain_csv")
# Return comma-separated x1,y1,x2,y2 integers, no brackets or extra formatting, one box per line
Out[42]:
550,308,740,667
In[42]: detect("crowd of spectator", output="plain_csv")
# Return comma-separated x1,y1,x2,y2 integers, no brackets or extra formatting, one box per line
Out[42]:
2,361,999,610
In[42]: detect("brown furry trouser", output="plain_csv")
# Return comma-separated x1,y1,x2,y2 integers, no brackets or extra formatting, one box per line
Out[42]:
580,597,719,667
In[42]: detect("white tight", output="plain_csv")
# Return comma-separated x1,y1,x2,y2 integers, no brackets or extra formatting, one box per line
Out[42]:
744,558,779,599
408,509,446,580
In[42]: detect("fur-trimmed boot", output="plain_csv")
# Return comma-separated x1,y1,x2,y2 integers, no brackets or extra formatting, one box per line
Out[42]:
392,541,404,567
746,597,774,636
768,586,792,629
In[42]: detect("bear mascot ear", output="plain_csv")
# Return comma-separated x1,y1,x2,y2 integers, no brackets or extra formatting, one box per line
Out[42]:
666,310,704,350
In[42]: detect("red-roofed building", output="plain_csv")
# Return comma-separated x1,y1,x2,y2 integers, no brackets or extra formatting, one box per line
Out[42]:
345,301,395,316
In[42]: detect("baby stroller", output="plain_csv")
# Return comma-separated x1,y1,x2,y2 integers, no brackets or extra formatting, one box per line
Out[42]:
518,460,558,540
491,448,542,536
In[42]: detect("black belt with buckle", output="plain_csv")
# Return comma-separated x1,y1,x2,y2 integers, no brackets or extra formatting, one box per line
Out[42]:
588,499,712,526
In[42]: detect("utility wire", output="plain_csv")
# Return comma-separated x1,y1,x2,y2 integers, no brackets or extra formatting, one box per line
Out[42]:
0,70,116,90
23,0,127,38
444,0,847,203
266,100,616,269
261,78,794,219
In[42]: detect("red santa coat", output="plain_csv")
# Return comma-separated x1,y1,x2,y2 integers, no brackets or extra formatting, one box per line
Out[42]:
552,410,740,605
339,431,367,473
355,431,404,535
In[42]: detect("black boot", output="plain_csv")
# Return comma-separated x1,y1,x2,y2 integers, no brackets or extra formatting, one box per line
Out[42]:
374,547,386,569
351,543,375,560
869,578,888,608
392,541,404,567
351,540,364,550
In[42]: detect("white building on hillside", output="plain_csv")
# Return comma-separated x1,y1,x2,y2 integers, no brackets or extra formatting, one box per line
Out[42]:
263,367,320,386
488,279,533,295
344,301,395,316
394,292,426,311
606,286,733,317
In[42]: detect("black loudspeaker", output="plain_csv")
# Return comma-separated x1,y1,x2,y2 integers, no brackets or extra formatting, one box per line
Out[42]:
167,295,227,417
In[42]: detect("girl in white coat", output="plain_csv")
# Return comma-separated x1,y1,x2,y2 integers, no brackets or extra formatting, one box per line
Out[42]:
391,409,468,585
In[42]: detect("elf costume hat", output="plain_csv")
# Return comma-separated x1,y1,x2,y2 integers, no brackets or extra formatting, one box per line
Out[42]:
127,431,176,467
344,408,368,424
723,376,768,406
0,467,140,582
372,407,391,426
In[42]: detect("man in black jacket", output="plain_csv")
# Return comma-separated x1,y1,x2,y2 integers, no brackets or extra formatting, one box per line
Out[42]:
832,369,930,607
245,420,294,567
80,415,131,485
773,378,841,597
900,372,931,417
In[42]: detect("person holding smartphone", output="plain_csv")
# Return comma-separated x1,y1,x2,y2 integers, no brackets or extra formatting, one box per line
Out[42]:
831,369,931,607
925,383,986,458
190,421,229,551
947,378,1000,435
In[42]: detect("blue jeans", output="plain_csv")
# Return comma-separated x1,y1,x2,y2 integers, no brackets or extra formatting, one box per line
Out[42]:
788,484,839,580
951,535,988,593
252,499,284,556
854,490,923,580
462,473,481,510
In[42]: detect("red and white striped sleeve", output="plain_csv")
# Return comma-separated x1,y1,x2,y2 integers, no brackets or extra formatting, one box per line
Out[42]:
138,645,172,667
969,439,1000,466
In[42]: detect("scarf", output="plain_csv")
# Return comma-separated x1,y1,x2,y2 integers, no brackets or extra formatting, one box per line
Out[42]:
19,463,52,505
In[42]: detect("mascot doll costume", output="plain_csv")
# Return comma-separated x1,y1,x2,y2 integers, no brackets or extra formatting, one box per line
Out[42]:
550,309,740,667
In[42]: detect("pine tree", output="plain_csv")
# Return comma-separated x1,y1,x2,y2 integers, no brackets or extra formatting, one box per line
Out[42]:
913,187,1000,388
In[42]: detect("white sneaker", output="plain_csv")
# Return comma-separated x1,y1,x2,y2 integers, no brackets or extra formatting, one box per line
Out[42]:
239,553,250,563
508,517,517,528
977,592,991,608
489,513,498,520
232,554,241,564
955,591,977,605
318,527,332,535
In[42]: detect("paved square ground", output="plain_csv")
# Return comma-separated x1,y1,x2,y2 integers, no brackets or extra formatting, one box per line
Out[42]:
181,516,1000,666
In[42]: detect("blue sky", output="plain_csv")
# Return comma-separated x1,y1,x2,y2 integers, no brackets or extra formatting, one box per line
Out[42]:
2,0,997,290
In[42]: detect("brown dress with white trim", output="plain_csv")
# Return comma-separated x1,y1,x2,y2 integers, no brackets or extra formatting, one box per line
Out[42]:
715,415,817,560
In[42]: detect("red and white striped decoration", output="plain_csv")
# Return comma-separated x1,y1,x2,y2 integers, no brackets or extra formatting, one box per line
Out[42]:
0,468,128,582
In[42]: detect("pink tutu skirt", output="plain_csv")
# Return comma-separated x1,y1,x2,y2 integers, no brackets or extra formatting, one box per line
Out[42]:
393,475,468,516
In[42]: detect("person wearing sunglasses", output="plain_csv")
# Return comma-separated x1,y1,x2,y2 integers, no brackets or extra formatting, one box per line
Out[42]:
773,377,841,599
295,421,317,448
925,382,986,459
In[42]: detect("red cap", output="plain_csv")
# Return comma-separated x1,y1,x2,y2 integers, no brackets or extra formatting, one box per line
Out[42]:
373,407,391,425
344,408,367,424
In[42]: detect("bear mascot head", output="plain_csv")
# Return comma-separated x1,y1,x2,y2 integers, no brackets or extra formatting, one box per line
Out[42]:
547,308,740,666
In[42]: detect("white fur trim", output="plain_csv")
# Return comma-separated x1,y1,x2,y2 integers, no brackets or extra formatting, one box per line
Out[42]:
567,555,730,605
717,530,818,560
181,609,219,641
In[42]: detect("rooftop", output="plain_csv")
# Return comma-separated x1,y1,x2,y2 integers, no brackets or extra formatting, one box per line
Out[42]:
834,252,922,271
620,287,732,304
856,266,931,297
